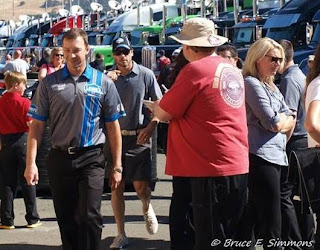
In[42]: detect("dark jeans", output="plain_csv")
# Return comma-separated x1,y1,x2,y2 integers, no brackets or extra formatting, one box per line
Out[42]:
48,147,105,250
281,136,308,250
169,176,195,250
158,122,168,154
0,133,39,226
241,154,282,250
190,174,248,250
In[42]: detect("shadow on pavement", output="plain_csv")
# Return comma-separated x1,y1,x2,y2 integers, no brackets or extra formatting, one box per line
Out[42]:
157,178,172,183
1,238,170,250
0,245,61,249
40,217,57,222
102,237,170,250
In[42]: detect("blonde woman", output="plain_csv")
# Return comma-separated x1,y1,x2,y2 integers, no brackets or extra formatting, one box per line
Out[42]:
241,37,296,247
38,47,64,82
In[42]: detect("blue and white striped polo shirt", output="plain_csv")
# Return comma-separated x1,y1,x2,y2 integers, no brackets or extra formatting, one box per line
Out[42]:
28,64,125,149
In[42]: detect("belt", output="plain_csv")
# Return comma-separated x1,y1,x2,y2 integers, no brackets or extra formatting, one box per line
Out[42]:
121,129,143,136
52,144,104,155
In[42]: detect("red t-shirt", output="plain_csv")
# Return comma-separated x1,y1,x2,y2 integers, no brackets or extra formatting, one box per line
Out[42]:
160,56,249,177
0,92,32,134
158,56,171,71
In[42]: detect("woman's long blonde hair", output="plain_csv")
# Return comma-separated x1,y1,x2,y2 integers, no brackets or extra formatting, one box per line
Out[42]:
242,37,285,85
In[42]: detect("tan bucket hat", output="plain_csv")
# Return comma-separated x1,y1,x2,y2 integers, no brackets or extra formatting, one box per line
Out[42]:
169,17,228,47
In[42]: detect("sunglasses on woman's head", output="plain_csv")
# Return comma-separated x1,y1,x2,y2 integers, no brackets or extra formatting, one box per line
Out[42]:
265,54,283,63
114,49,130,56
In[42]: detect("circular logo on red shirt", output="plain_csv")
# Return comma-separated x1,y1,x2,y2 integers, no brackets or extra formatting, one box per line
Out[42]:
219,65,244,108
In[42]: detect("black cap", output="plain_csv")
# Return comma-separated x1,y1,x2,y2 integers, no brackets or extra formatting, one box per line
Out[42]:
112,36,131,52
157,49,165,57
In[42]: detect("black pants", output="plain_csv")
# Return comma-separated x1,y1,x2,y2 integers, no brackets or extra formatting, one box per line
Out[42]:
48,147,105,250
290,147,319,249
281,136,308,250
190,174,248,250
169,176,195,250
0,133,39,226
240,154,282,250
158,122,169,154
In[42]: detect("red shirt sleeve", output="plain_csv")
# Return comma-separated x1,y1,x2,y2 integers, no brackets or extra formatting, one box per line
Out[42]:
160,64,197,119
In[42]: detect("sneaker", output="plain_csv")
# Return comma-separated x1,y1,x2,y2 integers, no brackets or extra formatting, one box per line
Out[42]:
110,234,129,249
143,204,158,235
26,220,42,228
0,224,15,229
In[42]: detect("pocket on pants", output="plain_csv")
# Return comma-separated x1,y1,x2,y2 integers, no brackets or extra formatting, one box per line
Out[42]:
72,148,105,190
72,148,104,170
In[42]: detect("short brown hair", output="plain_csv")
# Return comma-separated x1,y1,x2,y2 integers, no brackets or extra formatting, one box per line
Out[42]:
189,46,215,53
4,71,26,89
62,28,88,47
216,44,238,58
278,39,293,62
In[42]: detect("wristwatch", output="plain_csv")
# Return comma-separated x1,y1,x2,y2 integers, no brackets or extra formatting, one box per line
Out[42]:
113,167,123,174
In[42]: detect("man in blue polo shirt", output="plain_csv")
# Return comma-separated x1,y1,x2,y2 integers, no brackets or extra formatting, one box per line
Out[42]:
25,28,125,250
107,36,162,249
278,39,310,248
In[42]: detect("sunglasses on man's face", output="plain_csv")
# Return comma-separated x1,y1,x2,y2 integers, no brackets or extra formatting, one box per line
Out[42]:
265,54,283,64
114,49,130,56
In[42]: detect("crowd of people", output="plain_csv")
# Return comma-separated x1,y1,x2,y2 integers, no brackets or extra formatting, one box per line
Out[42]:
0,17,320,250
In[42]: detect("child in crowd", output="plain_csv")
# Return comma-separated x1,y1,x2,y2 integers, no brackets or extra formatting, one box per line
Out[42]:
0,71,41,229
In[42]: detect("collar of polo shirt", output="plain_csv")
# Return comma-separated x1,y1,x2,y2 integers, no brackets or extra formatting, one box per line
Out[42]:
111,61,140,76
62,63,93,80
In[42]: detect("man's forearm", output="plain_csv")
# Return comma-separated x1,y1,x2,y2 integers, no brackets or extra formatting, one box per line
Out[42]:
147,118,159,132
106,120,122,168
26,121,45,167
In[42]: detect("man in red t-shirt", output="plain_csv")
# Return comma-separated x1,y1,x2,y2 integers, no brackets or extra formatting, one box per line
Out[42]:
153,18,249,249
0,71,41,229
156,49,171,71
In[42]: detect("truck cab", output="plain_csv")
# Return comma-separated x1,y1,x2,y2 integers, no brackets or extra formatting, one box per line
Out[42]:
295,8,320,72
87,30,104,46
89,2,179,68
233,8,278,48
264,0,320,50
130,25,163,46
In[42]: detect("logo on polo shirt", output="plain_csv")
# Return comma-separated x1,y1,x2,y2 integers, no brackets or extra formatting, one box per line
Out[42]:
218,64,244,108
84,84,103,97
51,84,66,91
117,103,125,112
29,104,38,114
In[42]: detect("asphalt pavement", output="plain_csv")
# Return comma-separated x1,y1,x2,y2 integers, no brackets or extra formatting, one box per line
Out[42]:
0,153,172,250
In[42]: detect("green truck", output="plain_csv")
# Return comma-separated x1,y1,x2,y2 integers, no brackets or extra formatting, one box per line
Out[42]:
89,14,198,68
